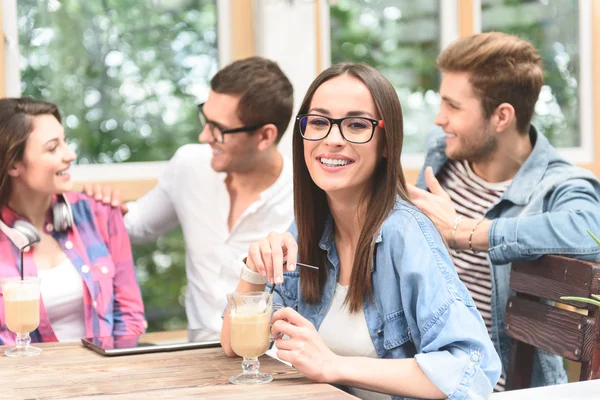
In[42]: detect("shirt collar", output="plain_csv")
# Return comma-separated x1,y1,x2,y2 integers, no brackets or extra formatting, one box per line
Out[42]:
500,126,551,206
1,194,61,227
427,125,550,206
318,207,385,272
260,155,293,201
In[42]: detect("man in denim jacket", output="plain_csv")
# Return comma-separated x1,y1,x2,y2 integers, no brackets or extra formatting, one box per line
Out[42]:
408,32,600,389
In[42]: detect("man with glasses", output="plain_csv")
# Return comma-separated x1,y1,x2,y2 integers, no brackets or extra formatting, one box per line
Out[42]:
87,57,294,341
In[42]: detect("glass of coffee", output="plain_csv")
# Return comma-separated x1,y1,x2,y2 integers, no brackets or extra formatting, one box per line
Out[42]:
1,277,42,357
227,291,275,385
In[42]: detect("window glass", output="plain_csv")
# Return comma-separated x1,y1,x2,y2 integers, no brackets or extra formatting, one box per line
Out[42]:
482,0,580,147
330,0,441,153
18,0,218,163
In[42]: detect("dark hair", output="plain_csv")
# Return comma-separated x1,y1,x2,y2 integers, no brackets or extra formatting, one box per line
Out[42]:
292,62,409,312
437,32,543,134
0,98,62,208
210,56,294,143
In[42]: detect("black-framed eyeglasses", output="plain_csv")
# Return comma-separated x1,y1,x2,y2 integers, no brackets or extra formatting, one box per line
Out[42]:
296,114,384,144
197,103,268,144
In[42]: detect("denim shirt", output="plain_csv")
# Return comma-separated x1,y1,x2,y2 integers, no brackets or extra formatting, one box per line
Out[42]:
271,200,502,400
416,126,600,387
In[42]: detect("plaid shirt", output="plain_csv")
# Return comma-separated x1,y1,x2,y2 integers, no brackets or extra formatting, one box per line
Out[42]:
0,192,145,345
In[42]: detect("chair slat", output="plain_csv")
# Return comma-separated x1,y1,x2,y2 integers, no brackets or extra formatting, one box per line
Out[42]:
505,295,595,362
510,256,600,309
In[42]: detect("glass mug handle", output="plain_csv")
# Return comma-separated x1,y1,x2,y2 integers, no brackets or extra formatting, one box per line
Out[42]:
269,303,286,346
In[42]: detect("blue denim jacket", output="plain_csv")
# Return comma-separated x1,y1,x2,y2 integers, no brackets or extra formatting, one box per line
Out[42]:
416,126,600,387
271,200,502,400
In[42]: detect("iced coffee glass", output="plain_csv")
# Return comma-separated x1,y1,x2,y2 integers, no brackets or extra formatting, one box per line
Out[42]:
1,277,42,357
227,291,274,385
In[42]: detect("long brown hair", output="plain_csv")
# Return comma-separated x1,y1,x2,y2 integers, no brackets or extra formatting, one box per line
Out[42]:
293,63,409,312
0,98,62,208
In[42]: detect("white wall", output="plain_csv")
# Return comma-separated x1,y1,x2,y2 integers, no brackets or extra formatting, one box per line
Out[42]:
253,0,324,159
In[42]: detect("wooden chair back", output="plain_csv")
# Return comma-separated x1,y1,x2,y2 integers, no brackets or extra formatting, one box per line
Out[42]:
505,255,600,389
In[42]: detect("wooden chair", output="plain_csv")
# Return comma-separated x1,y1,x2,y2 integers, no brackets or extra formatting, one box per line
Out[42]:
504,255,600,390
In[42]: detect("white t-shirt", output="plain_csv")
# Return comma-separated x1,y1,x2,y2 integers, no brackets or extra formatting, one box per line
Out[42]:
125,144,294,341
38,259,86,342
318,283,392,400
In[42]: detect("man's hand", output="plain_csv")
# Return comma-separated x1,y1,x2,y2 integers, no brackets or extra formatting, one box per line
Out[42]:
407,166,457,242
82,184,129,214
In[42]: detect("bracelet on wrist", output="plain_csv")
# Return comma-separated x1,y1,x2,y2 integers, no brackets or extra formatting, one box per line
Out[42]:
469,219,485,254
451,215,463,253
237,255,267,285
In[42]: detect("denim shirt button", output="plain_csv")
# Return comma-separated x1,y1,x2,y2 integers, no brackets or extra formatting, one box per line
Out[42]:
502,245,508,250
472,354,479,362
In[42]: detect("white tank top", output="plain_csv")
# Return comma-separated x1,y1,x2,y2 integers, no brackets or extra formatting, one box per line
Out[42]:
318,283,392,400
38,258,86,342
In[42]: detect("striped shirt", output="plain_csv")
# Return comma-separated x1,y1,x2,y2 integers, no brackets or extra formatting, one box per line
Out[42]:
438,160,511,391
0,192,145,345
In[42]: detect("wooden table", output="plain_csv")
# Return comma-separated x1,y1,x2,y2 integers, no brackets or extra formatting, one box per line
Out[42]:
0,342,355,399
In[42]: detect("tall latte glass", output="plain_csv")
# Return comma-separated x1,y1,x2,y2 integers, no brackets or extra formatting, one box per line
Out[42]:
1,277,42,357
227,291,274,385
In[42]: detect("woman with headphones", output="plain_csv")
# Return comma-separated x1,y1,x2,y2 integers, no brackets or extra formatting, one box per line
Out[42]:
0,98,145,345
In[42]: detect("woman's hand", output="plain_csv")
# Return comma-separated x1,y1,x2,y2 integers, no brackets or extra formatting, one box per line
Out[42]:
271,307,340,383
246,232,298,285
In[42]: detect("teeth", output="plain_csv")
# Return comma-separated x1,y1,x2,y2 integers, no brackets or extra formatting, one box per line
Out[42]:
320,158,351,167
57,171,67,176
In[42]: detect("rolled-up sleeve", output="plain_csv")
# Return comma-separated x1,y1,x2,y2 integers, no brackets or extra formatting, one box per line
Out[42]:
414,299,501,400
488,178,600,265
394,208,501,399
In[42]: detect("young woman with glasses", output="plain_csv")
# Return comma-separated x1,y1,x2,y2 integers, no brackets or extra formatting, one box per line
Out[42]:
220,63,501,399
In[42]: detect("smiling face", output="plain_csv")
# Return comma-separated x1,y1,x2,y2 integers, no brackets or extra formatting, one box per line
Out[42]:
9,114,76,195
435,71,497,162
198,90,263,173
303,74,386,198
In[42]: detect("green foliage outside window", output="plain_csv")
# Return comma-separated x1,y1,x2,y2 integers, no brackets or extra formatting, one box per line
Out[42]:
331,0,582,150
330,0,440,154
482,0,580,147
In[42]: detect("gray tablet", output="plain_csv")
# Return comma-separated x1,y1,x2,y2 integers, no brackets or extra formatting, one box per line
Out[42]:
81,334,221,356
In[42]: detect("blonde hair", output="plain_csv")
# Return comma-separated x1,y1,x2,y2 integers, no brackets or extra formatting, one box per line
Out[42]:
437,32,543,134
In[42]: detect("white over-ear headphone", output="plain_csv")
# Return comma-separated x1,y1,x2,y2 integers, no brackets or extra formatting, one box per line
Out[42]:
0,219,41,250
0,194,73,250
52,194,74,232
